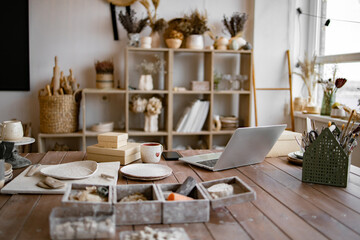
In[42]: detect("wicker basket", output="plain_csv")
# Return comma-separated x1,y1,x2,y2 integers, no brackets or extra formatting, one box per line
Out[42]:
39,91,81,133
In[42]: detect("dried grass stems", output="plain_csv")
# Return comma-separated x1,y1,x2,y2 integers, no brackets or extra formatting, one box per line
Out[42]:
95,60,114,74
118,7,148,34
139,0,167,32
294,53,319,99
178,10,209,36
222,12,248,37
137,54,165,75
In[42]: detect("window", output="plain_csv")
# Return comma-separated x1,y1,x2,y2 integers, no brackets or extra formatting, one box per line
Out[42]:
316,0,360,109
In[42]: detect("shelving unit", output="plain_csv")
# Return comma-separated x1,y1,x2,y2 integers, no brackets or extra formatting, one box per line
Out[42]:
38,47,253,152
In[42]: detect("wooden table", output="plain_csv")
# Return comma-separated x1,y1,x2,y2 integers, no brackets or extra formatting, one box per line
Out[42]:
1,150,360,240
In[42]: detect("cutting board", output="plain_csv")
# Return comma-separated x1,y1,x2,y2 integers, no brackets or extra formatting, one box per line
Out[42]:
1,162,120,194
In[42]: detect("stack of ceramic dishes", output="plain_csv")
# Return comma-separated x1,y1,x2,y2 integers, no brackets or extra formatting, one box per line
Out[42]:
220,116,238,130
120,163,172,181
287,151,303,166
4,163,13,182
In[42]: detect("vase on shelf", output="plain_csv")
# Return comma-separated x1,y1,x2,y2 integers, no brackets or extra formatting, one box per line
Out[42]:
127,33,140,47
150,31,161,48
186,34,204,49
321,92,336,116
144,114,158,132
138,75,153,91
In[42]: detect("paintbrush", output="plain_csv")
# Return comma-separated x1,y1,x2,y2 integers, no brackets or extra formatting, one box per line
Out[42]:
341,110,355,143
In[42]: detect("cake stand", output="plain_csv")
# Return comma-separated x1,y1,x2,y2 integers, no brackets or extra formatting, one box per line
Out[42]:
0,137,35,169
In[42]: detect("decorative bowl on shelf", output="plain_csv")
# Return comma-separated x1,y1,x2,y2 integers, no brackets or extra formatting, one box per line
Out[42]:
90,122,114,132
165,39,182,49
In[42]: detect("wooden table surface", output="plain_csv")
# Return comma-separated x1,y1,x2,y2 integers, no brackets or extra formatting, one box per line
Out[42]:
1,150,360,240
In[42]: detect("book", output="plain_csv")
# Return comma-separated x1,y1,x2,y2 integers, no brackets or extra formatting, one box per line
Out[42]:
175,100,197,132
182,100,201,132
86,152,141,165
87,142,141,157
192,101,209,132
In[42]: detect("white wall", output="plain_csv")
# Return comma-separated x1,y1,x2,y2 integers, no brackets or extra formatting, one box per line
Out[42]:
0,0,308,151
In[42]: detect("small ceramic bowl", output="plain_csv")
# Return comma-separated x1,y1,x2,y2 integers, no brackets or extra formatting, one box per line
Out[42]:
166,39,182,49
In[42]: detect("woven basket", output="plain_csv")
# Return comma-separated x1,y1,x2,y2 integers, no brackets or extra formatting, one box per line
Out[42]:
39,91,81,133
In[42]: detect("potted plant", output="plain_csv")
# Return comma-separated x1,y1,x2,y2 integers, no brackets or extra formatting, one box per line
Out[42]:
95,60,114,89
222,12,248,50
178,10,209,49
164,30,184,48
318,65,347,115
118,7,148,47
139,0,167,48
294,53,320,114
137,54,165,91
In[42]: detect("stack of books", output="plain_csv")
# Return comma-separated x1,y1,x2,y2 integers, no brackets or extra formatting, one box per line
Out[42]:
175,99,210,132
86,132,141,165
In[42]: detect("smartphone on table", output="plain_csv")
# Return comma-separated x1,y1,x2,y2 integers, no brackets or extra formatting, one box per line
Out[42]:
162,151,182,161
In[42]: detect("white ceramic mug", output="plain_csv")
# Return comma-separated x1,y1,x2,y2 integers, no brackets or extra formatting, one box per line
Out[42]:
140,142,163,163
0,120,24,141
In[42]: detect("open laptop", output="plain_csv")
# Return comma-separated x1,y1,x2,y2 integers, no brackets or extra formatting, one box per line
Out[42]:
179,124,286,171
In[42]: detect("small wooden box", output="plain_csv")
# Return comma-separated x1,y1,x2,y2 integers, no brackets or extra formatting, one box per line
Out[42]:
199,176,256,209
157,183,209,224
61,183,113,212
191,81,209,91
97,132,128,143
113,184,162,225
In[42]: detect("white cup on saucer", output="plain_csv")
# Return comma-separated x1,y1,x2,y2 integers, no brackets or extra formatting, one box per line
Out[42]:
140,142,163,163
0,120,24,141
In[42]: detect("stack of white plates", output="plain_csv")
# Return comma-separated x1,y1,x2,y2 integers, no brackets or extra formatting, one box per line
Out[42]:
120,164,172,181
287,151,303,166
220,116,238,130
4,163,13,182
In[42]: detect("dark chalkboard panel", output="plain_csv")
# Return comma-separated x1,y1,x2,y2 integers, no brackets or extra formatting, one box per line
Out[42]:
0,1,29,91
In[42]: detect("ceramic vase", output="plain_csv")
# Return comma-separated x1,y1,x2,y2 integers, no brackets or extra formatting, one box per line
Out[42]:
186,34,204,49
144,114,158,132
321,92,336,116
127,33,140,47
216,37,229,50
140,36,152,49
138,75,153,91
150,31,161,48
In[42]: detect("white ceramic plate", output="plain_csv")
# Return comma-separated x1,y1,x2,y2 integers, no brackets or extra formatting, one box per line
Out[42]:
122,172,172,181
40,160,98,180
120,163,172,178
294,151,304,159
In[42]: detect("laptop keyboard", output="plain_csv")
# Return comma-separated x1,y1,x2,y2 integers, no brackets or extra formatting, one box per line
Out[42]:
197,159,218,167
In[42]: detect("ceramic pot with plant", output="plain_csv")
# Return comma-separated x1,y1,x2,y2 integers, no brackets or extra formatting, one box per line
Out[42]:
178,10,209,49
137,54,165,91
139,0,167,48
165,30,184,49
318,66,347,116
223,12,248,50
119,6,148,47
95,60,114,89
144,97,162,132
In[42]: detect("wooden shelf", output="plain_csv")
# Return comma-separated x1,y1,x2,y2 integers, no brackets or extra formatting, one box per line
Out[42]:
38,48,253,151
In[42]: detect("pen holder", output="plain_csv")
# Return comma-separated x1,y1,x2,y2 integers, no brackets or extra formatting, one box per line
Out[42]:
302,127,351,187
